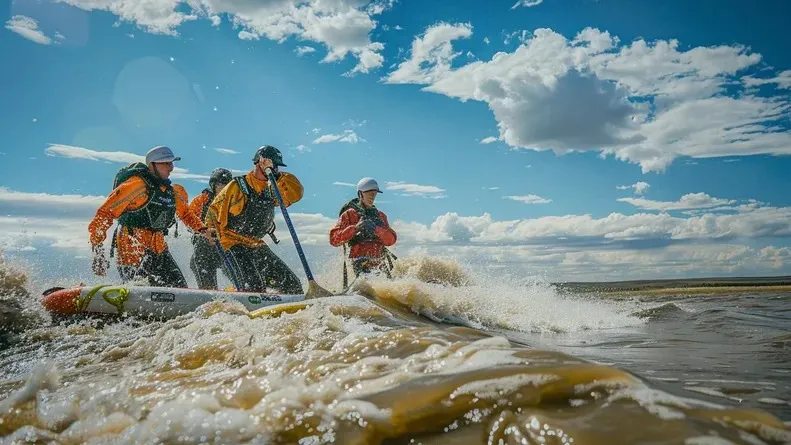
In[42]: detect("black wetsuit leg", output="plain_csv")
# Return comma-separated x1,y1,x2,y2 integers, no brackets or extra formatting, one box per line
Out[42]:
190,236,221,289
226,244,303,294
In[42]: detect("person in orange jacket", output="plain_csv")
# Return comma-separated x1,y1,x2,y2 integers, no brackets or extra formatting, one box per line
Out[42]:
205,145,304,294
188,168,233,289
88,146,213,288
329,177,397,282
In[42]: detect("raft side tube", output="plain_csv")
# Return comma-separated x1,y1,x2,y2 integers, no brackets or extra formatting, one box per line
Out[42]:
40,287,83,316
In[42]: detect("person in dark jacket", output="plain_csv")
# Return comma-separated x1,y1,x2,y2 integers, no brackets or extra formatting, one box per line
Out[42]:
188,168,233,289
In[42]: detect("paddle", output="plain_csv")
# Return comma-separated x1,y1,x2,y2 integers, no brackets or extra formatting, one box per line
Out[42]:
264,167,332,298
213,237,242,291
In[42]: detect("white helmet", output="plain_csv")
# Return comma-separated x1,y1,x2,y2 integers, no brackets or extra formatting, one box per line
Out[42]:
357,177,383,193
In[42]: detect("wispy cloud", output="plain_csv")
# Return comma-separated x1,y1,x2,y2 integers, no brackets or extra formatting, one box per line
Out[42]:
511,0,544,8
504,194,552,204
385,181,446,198
214,148,239,155
44,144,209,182
313,130,364,144
45,144,141,164
333,182,356,187
744,70,791,90
342,119,368,128
5,15,54,45
480,136,498,144
618,192,736,212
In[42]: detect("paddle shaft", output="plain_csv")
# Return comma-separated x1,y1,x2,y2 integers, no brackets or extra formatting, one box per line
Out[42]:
213,237,242,290
264,168,315,282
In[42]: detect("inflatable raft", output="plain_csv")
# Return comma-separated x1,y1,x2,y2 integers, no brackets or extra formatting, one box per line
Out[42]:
41,284,307,320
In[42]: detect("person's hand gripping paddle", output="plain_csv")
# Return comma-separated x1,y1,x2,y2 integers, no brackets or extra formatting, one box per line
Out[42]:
264,167,332,298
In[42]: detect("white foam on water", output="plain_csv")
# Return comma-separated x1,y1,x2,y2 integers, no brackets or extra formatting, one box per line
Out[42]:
606,384,728,421
367,274,646,334
685,386,730,398
758,398,789,406
0,294,788,444
449,374,559,400
0,360,60,413
3,252,791,444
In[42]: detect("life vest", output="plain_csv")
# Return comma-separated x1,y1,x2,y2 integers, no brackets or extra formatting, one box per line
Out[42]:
114,163,176,233
339,198,384,247
225,175,276,239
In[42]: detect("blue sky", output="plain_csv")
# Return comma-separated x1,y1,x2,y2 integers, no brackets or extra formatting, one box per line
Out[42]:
1,0,791,284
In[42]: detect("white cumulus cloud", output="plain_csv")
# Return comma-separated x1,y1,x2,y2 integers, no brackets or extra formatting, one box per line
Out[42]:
58,0,393,76
2,186,791,280
0,187,105,216
617,181,650,195
386,22,473,84
384,25,791,173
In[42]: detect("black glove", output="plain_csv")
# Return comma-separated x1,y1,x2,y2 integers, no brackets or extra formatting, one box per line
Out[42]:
355,219,377,236
270,166,282,180
92,244,109,276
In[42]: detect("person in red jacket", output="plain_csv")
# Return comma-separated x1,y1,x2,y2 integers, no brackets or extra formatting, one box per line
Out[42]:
329,177,397,284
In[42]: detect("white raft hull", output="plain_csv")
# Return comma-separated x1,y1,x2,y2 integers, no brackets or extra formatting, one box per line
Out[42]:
41,284,307,319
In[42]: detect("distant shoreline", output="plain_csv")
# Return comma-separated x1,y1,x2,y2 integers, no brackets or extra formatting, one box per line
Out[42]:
600,285,791,296
553,276,791,295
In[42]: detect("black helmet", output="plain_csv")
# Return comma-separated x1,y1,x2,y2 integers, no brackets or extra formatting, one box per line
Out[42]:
209,168,232,188
252,145,286,167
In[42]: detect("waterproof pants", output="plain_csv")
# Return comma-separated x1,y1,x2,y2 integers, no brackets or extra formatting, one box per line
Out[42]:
351,256,392,278
225,244,303,294
190,236,223,290
118,249,188,288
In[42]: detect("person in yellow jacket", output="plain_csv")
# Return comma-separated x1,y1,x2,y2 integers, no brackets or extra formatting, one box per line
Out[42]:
88,146,212,288
205,145,304,294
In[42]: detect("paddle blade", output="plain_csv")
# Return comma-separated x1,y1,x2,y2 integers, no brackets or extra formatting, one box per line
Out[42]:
306,280,333,298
